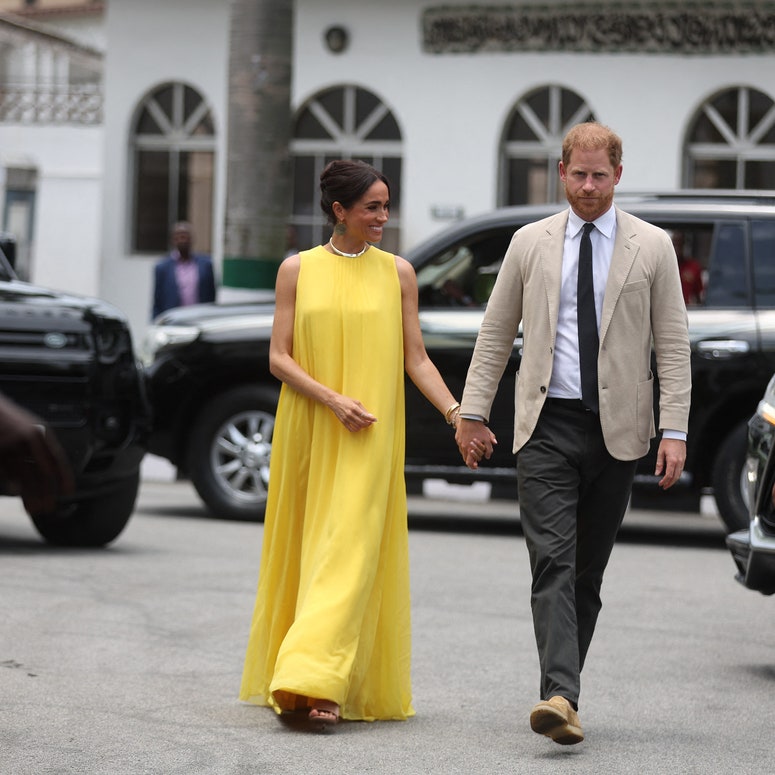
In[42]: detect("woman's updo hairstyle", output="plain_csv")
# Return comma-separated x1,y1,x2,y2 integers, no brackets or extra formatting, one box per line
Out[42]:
319,159,390,225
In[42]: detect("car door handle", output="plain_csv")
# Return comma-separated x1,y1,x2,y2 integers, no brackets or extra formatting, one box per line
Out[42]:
696,339,751,358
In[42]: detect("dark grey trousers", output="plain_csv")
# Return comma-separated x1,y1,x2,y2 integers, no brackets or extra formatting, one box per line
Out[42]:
516,398,637,707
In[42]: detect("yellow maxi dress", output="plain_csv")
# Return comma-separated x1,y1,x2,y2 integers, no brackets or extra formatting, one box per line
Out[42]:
239,244,414,721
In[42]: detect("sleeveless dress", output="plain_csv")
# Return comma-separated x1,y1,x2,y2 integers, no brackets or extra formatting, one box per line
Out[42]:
239,244,414,722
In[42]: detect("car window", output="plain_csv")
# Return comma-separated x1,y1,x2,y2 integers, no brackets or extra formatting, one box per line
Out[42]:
752,219,775,308
705,221,749,308
416,229,514,308
414,215,764,311
655,223,713,308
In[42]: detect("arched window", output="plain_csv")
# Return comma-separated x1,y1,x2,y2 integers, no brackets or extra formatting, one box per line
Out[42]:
499,85,595,205
685,86,775,189
290,85,402,253
131,82,216,253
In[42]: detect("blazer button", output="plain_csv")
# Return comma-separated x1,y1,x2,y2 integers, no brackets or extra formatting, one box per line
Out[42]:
540,386,547,393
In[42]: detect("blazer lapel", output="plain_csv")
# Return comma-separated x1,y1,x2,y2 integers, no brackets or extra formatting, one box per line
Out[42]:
600,210,638,344
539,211,568,344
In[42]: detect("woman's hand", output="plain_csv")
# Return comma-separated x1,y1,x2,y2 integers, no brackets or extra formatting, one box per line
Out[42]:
330,395,377,432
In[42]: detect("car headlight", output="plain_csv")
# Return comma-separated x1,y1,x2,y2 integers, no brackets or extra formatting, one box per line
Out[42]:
141,325,199,366
757,373,775,426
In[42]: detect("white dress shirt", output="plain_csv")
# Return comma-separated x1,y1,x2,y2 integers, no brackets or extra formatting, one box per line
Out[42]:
548,206,615,400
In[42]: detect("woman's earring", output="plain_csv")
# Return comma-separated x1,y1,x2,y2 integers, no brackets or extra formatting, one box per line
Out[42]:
334,221,347,236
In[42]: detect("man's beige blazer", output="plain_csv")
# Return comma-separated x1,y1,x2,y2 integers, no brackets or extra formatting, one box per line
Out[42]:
460,207,691,461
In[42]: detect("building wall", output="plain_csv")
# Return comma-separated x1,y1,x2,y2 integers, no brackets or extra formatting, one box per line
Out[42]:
0,131,101,294
0,7,103,297
294,0,775,247
99,0,230,340
99,0,775,342
0,123,102,293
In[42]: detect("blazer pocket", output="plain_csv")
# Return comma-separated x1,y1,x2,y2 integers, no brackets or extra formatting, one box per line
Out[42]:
621,278,649,294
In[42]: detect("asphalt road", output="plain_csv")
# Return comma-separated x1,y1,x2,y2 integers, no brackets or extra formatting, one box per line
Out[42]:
0,480,772,775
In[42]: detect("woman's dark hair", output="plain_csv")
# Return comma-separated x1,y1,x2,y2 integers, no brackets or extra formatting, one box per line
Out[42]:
319,160,390,225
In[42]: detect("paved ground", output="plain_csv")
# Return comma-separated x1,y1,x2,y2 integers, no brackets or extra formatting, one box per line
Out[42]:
1,477,771,775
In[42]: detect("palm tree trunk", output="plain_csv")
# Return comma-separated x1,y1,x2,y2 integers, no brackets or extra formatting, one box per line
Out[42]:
222,0,293,297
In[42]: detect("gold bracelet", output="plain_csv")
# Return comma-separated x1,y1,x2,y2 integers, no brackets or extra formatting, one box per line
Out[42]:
444,402,461,425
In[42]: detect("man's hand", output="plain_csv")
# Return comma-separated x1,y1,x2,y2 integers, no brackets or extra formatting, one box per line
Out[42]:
455,418,497,470
655,437,687,490
0,396,74,516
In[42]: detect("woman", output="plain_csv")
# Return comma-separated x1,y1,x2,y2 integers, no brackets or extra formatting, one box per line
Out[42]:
239,160,493,727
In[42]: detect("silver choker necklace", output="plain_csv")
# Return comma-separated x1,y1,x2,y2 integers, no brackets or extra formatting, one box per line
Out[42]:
329,240,370,258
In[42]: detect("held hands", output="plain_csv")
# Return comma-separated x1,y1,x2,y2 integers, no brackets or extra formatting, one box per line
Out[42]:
455,418,497,470
655,437,686,489
330,394,377,432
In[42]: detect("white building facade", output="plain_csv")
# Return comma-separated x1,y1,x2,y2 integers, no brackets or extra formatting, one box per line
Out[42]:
12,0,775,341
0,10,103,292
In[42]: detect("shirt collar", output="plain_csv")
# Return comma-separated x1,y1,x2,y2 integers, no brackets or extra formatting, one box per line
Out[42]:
568,203,616,239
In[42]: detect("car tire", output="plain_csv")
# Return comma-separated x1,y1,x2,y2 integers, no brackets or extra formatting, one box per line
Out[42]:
30,472,140,547
188,385,277,521
712,421,750,533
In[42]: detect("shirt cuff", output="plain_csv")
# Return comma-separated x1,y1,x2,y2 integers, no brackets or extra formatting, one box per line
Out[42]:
459,413,487,423
662,429,687,441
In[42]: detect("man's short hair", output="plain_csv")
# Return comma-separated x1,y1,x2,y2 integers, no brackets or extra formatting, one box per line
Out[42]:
562,122,623,169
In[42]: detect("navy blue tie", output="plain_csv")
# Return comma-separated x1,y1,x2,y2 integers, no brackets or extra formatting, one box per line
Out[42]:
578,222,599,413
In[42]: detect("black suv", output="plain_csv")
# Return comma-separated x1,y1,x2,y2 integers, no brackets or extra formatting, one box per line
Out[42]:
726,373,775,595
142,192,775,533
0,237,149,546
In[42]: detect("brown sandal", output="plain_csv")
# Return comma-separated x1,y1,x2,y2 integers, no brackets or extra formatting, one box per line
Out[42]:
308,700,340,729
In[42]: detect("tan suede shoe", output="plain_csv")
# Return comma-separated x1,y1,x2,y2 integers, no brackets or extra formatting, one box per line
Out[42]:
529,695,584,745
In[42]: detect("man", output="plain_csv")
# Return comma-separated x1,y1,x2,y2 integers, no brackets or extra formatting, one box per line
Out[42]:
456,122,691,745
152,221,216,319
